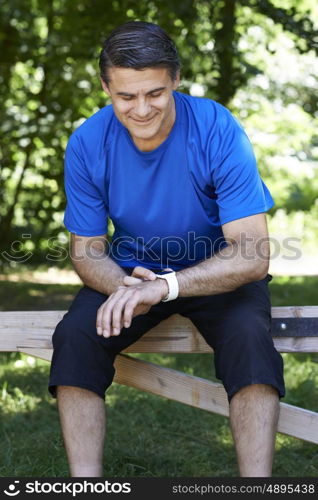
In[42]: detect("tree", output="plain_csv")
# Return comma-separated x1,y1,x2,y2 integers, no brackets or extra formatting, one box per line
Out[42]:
0,0,317,265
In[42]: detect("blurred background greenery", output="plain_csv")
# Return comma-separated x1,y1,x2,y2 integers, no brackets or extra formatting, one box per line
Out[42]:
0,0,317,478
0,0,317,269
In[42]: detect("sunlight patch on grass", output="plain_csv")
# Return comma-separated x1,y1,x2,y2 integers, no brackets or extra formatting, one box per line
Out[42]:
0,266,81,285
1,383,41,414
14,356,36,368
29,289,45,297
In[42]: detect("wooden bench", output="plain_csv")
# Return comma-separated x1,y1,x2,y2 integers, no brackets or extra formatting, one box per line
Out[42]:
1,307,318,444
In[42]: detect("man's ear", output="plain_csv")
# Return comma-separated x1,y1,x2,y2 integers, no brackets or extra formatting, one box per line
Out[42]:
100,77,110,96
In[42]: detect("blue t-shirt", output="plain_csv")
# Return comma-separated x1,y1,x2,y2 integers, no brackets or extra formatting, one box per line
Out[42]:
64,91,274,270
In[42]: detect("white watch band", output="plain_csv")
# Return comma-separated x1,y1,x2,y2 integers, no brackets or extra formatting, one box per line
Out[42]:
155,271,179,302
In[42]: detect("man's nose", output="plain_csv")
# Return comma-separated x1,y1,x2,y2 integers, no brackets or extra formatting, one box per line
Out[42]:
134,98,151,118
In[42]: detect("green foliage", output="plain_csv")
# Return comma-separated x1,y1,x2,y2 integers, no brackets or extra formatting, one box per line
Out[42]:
0,0,317,265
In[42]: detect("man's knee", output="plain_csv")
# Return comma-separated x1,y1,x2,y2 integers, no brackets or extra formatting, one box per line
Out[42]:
52,317,70,347
49,310,115,400
213,309,285,403
230,383,280,403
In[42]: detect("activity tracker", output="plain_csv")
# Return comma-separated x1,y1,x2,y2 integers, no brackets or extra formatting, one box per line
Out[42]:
155,270,179,302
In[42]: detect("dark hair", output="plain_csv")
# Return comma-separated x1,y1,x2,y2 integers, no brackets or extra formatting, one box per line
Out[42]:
99,21,180,84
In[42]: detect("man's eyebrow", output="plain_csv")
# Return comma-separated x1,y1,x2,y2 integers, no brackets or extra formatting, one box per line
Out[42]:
116,87,166,97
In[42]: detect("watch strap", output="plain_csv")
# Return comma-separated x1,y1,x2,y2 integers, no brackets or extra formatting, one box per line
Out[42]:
155,271,179,302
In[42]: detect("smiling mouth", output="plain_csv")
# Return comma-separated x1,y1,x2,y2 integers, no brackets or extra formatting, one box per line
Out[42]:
130,116,156,124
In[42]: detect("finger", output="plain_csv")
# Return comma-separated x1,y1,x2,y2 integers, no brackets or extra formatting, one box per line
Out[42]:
123,276,143,286
100,288,127,337
96,303,106,335
123,297,139,329
96,296,118,335
132,266,157,281
163,268,173,272
111,291,135,335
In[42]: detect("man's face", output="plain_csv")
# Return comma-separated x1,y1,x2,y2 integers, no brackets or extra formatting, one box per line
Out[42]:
101,66,179,151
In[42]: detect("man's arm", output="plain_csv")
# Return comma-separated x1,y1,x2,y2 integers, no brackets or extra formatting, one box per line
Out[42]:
176,212,270,296
96,213,270,337
70,233,128,295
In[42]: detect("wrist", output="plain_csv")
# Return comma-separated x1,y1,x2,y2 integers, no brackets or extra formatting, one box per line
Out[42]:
154,277,169,300
112,271,130,292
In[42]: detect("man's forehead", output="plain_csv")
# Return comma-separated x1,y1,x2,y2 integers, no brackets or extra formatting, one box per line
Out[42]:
107,66,172,92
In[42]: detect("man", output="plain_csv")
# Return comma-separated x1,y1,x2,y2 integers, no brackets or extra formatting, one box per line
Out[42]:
49,21,285,477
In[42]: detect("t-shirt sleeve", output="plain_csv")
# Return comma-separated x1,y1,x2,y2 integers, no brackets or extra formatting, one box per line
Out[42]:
63,134,108,236
211,110,274,225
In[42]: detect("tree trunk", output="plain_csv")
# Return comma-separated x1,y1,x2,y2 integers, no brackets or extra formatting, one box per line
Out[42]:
214,0,237,106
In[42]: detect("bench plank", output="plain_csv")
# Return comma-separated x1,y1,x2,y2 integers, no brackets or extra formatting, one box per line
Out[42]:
18,348,318,444
2,310,318,353
114,354,318,445
5,333,318,353
0,306,318,353
17,337,318,353
19,348,52,361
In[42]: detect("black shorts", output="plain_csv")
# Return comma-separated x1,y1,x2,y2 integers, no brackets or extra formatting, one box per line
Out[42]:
48,274,285,402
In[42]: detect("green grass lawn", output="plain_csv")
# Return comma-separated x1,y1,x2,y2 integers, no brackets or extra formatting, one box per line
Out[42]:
0,275,317,477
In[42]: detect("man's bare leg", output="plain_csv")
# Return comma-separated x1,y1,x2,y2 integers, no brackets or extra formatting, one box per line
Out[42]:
229,384,279,477
57,386,105,477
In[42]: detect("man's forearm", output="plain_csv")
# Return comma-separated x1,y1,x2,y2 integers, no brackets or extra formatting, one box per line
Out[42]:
176,241,269,297
72,254,127,295
70,235,127,295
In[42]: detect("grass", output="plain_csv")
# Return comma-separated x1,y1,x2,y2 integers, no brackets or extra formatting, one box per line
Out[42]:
0,275,317,477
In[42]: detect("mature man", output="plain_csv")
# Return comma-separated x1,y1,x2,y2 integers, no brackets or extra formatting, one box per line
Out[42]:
49,21,285,477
